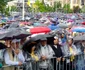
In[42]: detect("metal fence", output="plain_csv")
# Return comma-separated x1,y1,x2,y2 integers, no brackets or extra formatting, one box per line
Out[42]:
1,53,85,70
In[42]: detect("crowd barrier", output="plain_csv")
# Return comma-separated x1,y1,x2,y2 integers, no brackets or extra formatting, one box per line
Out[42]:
1,53,85,70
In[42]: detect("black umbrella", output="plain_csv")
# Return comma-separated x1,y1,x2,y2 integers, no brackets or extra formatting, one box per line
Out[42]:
0,43,7,50
22,34,54,51
0,27,30,40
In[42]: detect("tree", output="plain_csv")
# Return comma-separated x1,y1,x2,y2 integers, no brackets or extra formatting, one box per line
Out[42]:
81,5,85,13
33,0,54,12
73,6,80,13
0,0,13,16
10,6,17,12
63,4,73,13
53,1,62,12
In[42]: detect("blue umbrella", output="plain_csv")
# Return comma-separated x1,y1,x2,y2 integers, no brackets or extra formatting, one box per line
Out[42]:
72,28,85,32
48,25,59,30
33,22,41,26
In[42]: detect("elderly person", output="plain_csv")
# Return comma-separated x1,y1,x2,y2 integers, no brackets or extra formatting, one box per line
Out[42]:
38,37,54,70
4,39,25,70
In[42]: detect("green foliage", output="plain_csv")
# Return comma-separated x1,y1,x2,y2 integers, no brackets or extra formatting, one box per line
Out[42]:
0,0,13,16
10,6,17,11
73,6,80,13
63,4,73,13
81,5,85,13
33,0,54,12
53,1,62,12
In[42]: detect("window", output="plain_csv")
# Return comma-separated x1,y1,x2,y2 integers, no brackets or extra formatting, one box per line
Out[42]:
81,0,84,5
73,0,77,4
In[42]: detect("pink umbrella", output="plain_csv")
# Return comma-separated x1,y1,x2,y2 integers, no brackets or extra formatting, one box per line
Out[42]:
20,21,31,25
67,19,74,22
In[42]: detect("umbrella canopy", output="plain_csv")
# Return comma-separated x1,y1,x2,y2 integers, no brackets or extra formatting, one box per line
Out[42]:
30,27,51,34
57,23,68,28
33,22,41,26
72,27,85,32
73,36,82,41
22,34,54,51
67,19,74,22
73,35,85,41
82,22,85,25
48,25,59,30
0,28,30,40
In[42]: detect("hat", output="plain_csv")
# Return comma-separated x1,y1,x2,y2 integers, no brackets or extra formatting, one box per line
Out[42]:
54,35,59,39
40,37,47,41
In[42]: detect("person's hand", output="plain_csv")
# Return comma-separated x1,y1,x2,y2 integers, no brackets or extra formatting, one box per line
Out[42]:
18,62,22,66
41,56,47,60
14,49,20,55
56,58,61,62
84,49,85,54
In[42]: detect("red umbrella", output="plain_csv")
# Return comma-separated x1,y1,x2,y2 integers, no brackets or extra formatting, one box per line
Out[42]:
82,22,85,25
30,27,51,34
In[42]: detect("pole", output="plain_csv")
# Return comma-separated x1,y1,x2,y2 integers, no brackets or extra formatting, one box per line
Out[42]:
66,0,67,13
22,0,25,20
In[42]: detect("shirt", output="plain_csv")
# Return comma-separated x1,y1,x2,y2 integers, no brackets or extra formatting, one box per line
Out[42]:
40,45,54,58
4,50,25,65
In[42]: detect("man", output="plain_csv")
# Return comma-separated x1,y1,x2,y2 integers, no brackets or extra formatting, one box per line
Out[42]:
4,39,25,70
51,36,63,70
38,37,54,70
61,38,78,70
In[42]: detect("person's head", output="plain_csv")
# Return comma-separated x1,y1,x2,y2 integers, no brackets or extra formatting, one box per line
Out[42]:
11,39,20,49
54,36,59,45
28,42,37,53
40,38,47,46
5,40,11,48
67,39,73,46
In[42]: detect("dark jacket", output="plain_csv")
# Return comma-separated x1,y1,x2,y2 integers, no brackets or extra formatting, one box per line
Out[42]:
51,44,63,57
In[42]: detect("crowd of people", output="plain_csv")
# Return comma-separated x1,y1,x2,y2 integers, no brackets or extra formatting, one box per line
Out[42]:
0,32,84,70
0,13,85,70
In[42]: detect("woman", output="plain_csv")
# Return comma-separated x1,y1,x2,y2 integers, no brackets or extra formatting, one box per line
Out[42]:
4,40,25,70
51,36,63,70
23,42,39,70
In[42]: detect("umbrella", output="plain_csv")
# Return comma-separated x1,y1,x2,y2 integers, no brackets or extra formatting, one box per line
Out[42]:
73,35,85,41
82,22,85,25
22,34,54,51
48,25,59,30
72,28,85,32
57,23,68,28
0,28,30,40
71,15,76,20
33,22,41,26
9,28,30,39
67,19,74,22
0,43,7,49
73,36,83,41
30,27,51,34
